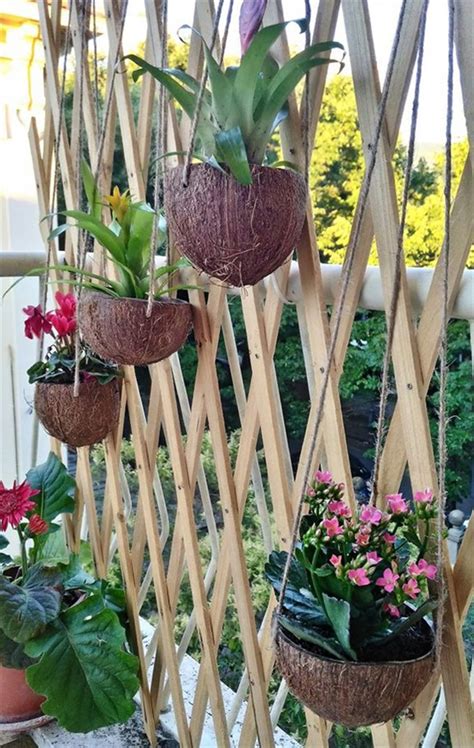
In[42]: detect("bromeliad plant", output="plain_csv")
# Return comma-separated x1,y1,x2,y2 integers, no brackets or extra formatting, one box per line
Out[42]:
266,471,438,662
0,453,139,732
125,2,344,286
126,8,344,184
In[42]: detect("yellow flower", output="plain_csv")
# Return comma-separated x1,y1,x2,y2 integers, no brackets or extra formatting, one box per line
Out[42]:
104,186,130,224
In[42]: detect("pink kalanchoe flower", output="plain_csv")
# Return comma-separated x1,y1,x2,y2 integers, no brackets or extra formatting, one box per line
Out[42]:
328,500,351,518
383,602,401,618
55,291,76,320
387,493,408,514
314,470,333,484
383,532,397,545
306,486,316,497
409,559,437,580
355,529,371,546
0,480,39,531
322,517,342,538
360,505,383,525
239,0,267,54
376,568,400,593
366,551,382,565
414,488,434,504
329,554,342,568
403,578,421,599
23,305,53,339
347,568,371,586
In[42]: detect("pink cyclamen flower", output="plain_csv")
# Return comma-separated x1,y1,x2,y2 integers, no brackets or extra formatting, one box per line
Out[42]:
409,559,437,580
366,551,382,565
376,568,400,593
383,532,397,545
414,488,434,504
55,291,76,320
328,500,351,518
383,602,401,618
28,514,49,536
387,493,408,514
315,470,333,485
81,371,96,383
322,517,343,538
403,578,421,599
360,505,383,525
329,554,342,568
239,0,267,54
0,480,39,531
23,305,53,339
347,568,371,586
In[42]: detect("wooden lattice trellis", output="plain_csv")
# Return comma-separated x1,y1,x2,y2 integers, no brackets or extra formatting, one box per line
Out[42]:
30,0,473,745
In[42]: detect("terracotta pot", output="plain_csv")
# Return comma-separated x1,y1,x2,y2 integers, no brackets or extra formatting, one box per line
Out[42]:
79,293,193,366
275,622,436,727
35,378,120,448
166,164,307,287
0,666,44,723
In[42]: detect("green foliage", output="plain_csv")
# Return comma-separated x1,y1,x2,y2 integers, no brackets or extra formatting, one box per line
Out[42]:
26,452,76,525
126,22,342,183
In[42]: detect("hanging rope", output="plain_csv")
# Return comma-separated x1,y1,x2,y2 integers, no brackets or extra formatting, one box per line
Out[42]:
219,0,234,68
434,0,455,665
302,0,311,184
146,0,168,316
181,0,227,186
72,0,129,393
39,1,73,359
276,0,409,624
370,0,430,505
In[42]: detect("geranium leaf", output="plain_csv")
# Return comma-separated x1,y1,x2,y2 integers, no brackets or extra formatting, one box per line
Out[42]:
26,452,76,524
0,569,61,643
25,594,139,732
0,628,35,669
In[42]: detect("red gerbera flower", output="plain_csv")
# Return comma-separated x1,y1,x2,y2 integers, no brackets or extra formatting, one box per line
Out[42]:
0,480,40,530
28,515,49,536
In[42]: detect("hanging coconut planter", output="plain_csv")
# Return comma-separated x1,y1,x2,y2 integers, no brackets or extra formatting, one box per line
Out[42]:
35,378,120,448
79,293,193,367
275,621,435,727
166,164,307,287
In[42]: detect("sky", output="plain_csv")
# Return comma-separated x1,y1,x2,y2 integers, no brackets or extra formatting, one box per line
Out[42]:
120,0,467,148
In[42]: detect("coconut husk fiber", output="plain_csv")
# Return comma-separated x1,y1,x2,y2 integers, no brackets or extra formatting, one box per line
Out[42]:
35,379,120,448
275,622,436,727
79,294,193,366
166,164,307,287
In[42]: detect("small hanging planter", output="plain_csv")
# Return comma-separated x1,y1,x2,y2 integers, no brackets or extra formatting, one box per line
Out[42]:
79,292,193,367
35,378,120,448
275,621,435,727
165,164,307,287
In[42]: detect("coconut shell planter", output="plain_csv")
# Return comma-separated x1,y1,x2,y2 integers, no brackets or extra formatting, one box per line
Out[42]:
35,378,120,448
166,164,307,287
79,293,193,367
275,619,435,727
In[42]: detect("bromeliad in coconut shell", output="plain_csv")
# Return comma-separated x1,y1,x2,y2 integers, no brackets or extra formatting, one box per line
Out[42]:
126,1,344,286
0,454,139,732
266,472,438,727
23,291,120,448
48,163,194,367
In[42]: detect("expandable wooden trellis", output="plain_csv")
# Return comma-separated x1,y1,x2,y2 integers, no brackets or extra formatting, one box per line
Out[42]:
30,0,473,745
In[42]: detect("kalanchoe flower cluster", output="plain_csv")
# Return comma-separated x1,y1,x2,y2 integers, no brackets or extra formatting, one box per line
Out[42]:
23,291,117,386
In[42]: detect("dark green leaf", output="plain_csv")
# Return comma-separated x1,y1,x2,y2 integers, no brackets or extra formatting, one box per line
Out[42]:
278,613,346,660
0,569,61,643
25,594,139,732
215,127,252,185
0,628,35,669
26,452,76,524
322,593,356,660
58,212,126,264
0,536,9,550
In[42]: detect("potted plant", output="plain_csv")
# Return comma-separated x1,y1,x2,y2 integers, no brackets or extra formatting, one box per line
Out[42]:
50,163,194,366
266,471,438,727
0,453,139,732
126,4,343,286
23,291,120,448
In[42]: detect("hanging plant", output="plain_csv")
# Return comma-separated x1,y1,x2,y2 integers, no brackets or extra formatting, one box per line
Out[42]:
0,453,139,732
126,8,344,286
266,472,437,727
47,163,194,366
23,291,120,448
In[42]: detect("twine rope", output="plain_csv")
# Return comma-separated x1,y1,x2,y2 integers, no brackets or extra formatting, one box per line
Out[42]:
434,0,455,665
276,0,409,623
181,0,227,187
146,0,168,316
370,0,430,505
303,0,311,184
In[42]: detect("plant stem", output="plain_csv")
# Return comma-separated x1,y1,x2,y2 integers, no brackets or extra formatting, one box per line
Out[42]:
17,526,28,579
